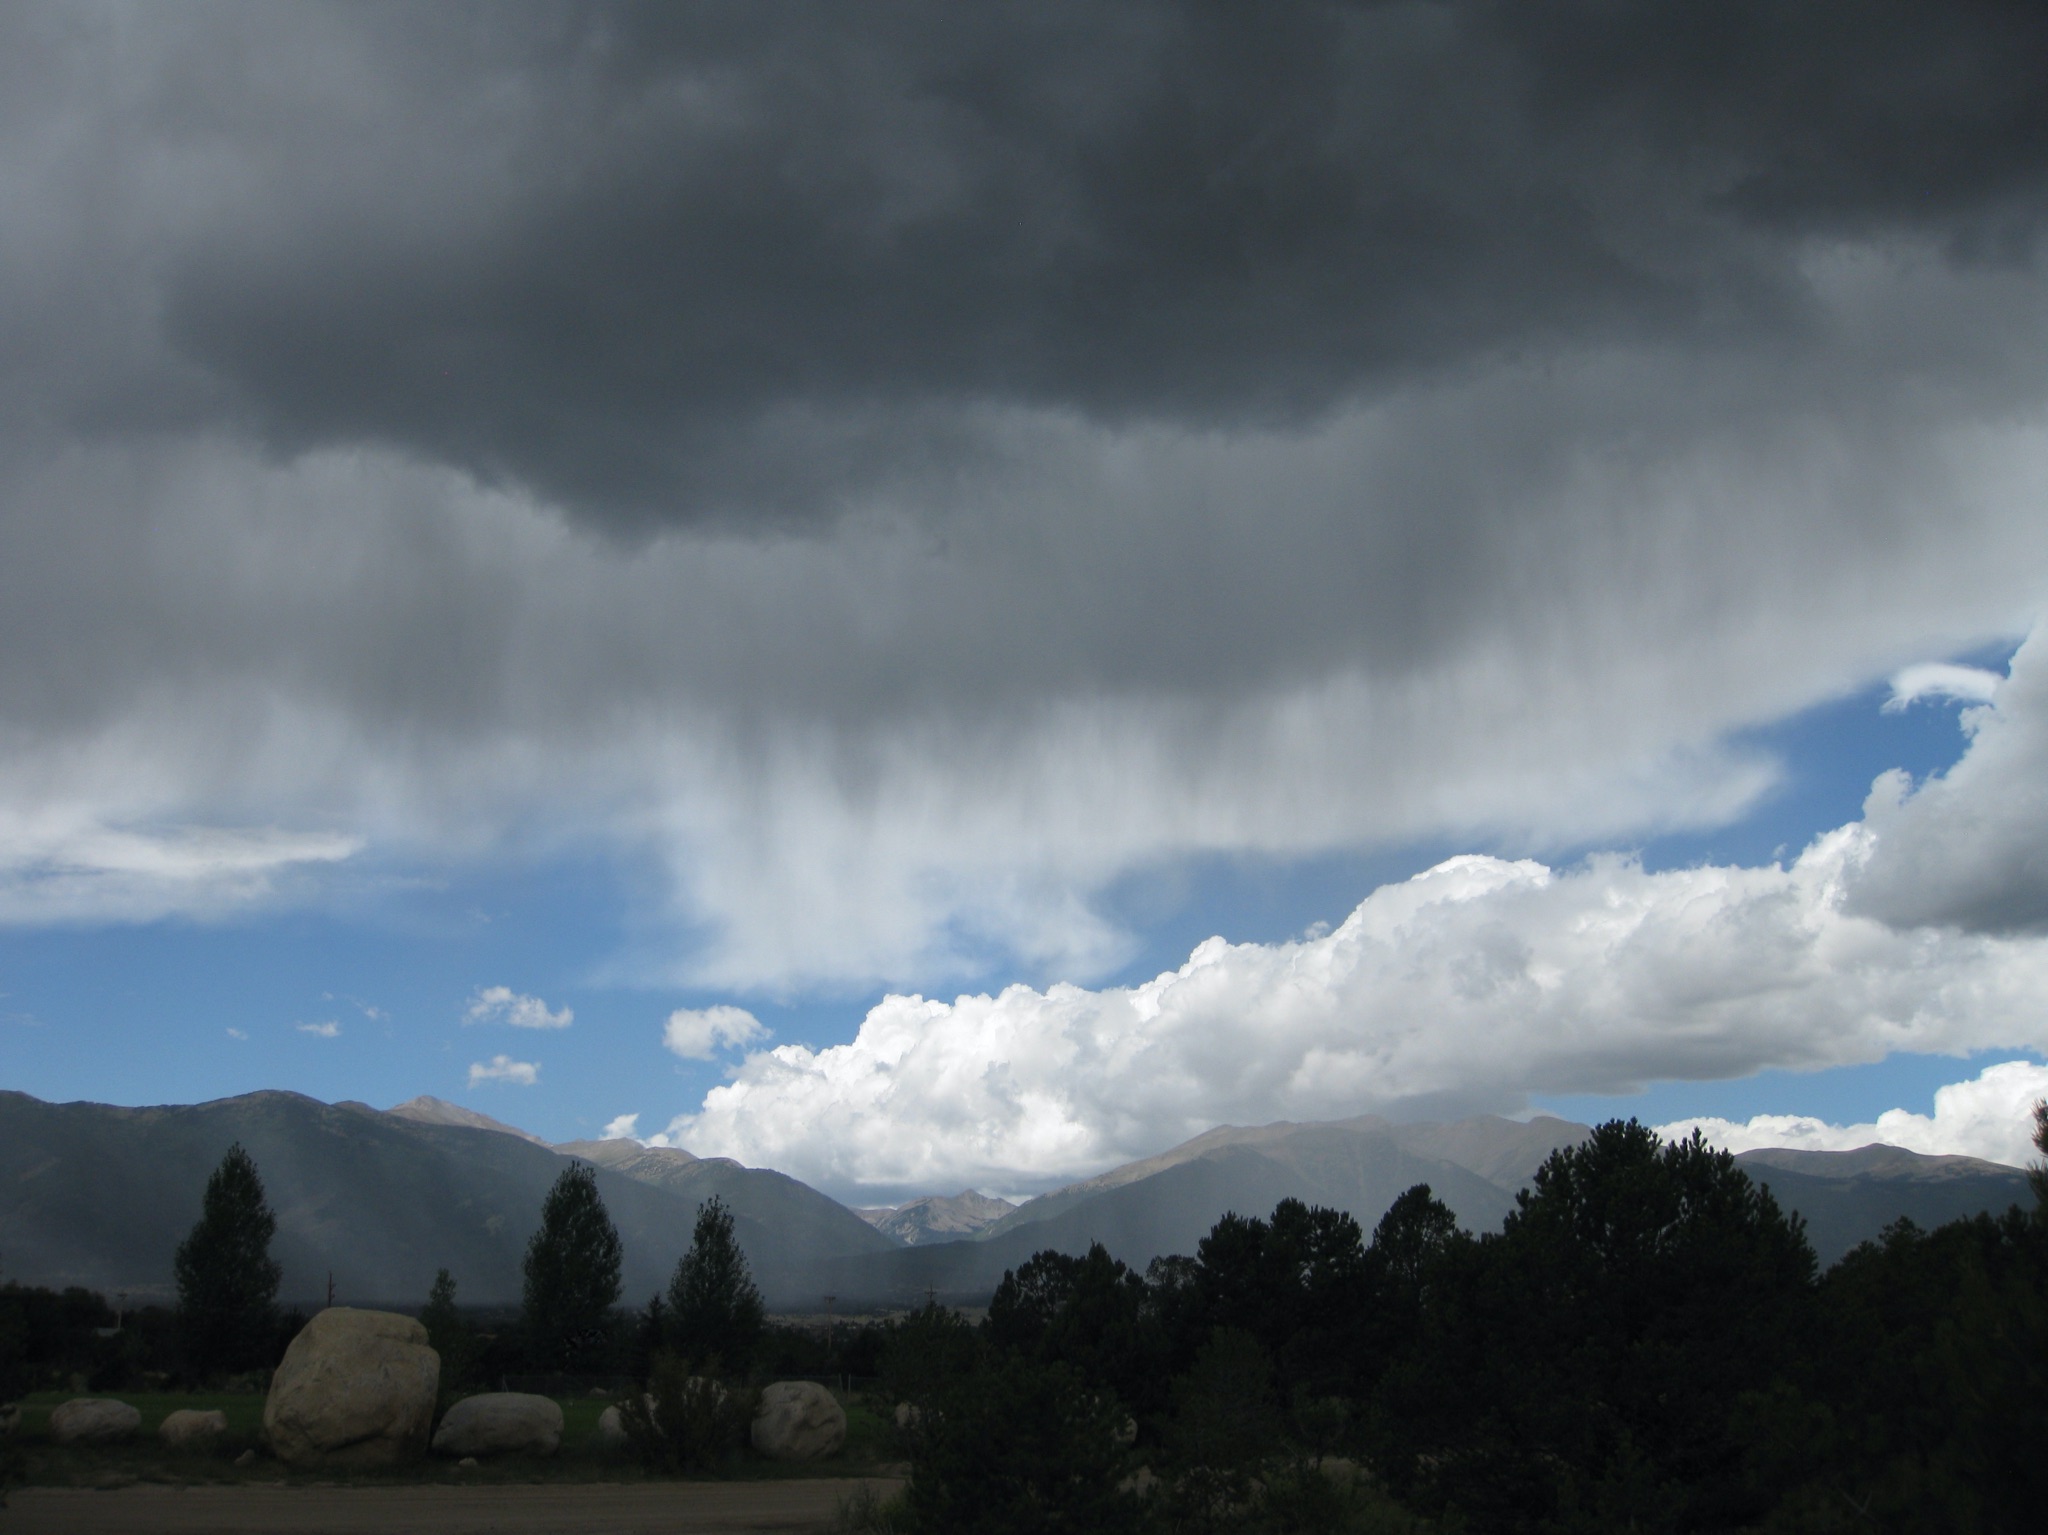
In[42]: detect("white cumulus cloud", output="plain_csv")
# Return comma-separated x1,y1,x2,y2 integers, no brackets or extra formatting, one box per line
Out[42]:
600,1113,641,1141
665,831,2048,1199
1660,1059,2048,1168
662,1005,769,1060
464,986,573,1030
469,1055,539,1087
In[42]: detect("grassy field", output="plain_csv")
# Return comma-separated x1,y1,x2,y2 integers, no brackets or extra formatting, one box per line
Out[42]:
6,1388,903,1488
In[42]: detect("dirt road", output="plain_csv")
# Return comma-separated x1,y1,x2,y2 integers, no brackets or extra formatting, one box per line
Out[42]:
2,1477,902,1534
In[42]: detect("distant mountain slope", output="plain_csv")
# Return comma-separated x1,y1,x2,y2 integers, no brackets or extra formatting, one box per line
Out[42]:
1733,1145,2033,1264
816,1127,1519,1306
859,1191,1015,1246
817,1119,2038,1305
556,1137,900,1266
0,1091,892,1308
557,1138,697,1169
980,1113,1587,1245
1381,1115,1591,1188
377,1095,551,1146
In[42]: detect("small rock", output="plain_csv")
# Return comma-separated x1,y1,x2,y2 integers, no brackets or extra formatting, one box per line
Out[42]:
234,1449,257,1468
893,1401,920,1429
160,1408,230,1450
431,1393,563,1458
751,1381,846,1462
596,1404,627,1445
50,1398,142,1445
458,1456,479,1470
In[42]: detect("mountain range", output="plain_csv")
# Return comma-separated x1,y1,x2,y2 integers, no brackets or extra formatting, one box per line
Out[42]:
0,1090,892,1308
0,1089,2030,1311
858,1191,1018,1246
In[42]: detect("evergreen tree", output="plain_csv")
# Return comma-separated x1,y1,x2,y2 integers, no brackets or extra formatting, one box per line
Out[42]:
419,1267,474,1393
522,1162,623,1369
174,1142,283,1378
665,1196,764,1373
2030,1099,2048,1215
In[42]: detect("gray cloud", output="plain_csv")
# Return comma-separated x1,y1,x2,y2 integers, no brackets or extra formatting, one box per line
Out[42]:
2,4,2048,988
13,2,2048,528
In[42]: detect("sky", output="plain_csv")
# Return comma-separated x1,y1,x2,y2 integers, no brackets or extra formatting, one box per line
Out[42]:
6,2,2048,1203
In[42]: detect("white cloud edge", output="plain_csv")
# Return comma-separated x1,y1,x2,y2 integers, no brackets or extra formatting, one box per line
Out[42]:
464,985,573,1031
469,1054,540,1086
662,1004,769,1060
1657,1058,2048,1168
1883,661,2004,713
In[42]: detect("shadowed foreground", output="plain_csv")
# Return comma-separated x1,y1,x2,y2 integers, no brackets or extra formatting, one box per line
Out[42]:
3,1478,902,1535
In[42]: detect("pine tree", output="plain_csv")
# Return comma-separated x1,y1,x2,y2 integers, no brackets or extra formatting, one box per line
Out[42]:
419,1267,474,1392
2029,1100,2048,1215
523,1162,623,1369
665,1196,764,1373
174,1142,283,1378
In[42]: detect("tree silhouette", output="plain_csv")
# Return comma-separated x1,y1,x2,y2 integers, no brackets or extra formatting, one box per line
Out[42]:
523,1162,622,1369
665,1196,763,1373
2030,1099,2048,1214
419,1267,474,1394
174,1142,282,1377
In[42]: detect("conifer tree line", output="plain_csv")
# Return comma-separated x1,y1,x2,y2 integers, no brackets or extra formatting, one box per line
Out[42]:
8,1113,2046,1529
1,1146,774,1397
873,1114,2048,1535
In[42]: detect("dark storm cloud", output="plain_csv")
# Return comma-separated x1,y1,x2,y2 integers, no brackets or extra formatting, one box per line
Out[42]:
40,0,2044,529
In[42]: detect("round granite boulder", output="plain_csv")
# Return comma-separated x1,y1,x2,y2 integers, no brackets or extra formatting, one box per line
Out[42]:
751,1381,846,1461
263,1308,440,1468
160,1407,230,1450
51,1398,141,1445
431,1393,563,1458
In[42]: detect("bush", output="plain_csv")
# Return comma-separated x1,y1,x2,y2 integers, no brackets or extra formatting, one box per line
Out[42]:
900,1351,1140,1534
617,1350,759,1474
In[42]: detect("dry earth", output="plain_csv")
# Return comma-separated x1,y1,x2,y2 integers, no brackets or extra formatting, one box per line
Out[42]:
2,1477,902,1534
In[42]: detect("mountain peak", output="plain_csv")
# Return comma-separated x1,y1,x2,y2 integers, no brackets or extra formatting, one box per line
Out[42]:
386,1095,550,1146
859,1189,1018,1245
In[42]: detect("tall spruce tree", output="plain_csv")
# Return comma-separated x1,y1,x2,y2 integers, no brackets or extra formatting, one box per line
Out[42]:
419,1267,474,1393
174,1142,283,1378
523,1162,623,1369
665,1196,764,1373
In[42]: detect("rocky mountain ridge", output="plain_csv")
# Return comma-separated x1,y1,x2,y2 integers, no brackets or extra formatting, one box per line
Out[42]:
857,1190,1018,1245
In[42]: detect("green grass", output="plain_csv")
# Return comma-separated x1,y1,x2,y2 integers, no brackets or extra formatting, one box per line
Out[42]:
8,1387,908,1488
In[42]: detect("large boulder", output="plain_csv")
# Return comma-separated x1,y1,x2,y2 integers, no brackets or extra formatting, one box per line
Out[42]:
50,1398,141,1445
160,1408,230,1450
751,1381,846,1462
431,1393,563,1458
262,1307,439,1468
596,1404,628,1446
